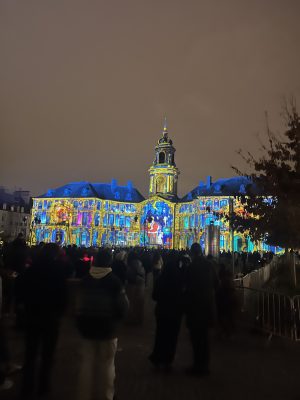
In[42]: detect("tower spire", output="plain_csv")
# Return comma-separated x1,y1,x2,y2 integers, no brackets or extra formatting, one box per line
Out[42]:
163,116,168,137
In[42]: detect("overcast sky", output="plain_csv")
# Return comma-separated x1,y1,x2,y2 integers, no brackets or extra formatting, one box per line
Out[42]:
1,0,300,197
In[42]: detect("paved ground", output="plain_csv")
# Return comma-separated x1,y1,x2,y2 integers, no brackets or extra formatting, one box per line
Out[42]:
3,283,300,400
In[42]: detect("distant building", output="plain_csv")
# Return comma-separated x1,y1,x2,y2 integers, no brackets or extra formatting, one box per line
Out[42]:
0,188,31,242
30,121,278,253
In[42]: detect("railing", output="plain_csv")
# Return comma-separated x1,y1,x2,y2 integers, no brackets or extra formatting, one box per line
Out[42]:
234,256,283,289
292,295,300,341
236,286,300,341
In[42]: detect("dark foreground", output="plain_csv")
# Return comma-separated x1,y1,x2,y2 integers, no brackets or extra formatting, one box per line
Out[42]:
3,283,300,400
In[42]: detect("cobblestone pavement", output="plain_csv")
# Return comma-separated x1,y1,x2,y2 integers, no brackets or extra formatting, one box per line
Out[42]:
3,285,300,400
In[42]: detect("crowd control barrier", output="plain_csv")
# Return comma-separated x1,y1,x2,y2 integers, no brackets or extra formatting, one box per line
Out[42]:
236,287,300,341
292,295,300,341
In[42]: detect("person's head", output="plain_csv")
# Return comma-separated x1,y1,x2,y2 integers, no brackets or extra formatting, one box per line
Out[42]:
115,250,127,262
152,250,162,264
190,243,202,259
127,251,139,265
94,249,113,268
178,253,191,269
38,243,60,265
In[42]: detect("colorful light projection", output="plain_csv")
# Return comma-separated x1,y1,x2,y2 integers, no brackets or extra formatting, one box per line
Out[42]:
140,199,173,247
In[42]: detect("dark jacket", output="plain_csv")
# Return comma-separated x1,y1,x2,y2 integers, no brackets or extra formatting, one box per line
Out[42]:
185,256,216,325
127,259,145,286
19,260,67,322
152,260,185,320
76,267,128,340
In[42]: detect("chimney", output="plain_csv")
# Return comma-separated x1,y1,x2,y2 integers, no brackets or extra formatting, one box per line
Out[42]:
206,176,212,189
127,180,133,191
111,179,117,192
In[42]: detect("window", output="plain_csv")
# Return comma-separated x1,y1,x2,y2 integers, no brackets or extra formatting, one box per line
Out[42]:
156,176,165,193
159,152,165,163
214,199,220,210
41,211,46,224
94,212,100,226
82,212,88,226
189,215,195,228
109,214,114,226
119,215,125,227
103,215,107,227
220,199,228,208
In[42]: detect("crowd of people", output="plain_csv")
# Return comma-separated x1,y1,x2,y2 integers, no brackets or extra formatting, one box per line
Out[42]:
0,234,264,399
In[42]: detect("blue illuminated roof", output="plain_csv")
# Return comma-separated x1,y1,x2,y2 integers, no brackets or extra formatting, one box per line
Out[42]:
181,176,258,201
38,181,145,203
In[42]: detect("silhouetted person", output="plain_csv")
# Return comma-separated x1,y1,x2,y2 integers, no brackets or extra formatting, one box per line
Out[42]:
5,235,29,327
76,249,128,400
20,243,67,397
151,250,164,280
185,243,216,375
149,253,189,370
126,251,145,325
0,275,13,391
111,250,127,286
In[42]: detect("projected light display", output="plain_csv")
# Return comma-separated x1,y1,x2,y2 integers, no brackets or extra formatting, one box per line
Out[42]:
30,120,279,253
141,200,173,247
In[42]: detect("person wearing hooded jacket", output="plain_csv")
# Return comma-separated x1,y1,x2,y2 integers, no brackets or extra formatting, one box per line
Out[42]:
76,248,128,400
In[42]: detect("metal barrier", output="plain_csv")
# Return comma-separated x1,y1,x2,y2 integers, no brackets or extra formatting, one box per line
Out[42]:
292,295,300,341
236,287,295,340
234,256,281,290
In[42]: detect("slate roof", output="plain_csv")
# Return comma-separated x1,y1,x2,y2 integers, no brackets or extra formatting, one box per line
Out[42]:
181,176,258,201
0,188,28,206
37,181,145,203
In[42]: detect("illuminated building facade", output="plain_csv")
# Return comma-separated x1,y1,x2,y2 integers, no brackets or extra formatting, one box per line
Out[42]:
30,121,277,253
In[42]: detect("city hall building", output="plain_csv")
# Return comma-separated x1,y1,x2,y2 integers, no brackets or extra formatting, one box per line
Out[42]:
30,122,276,253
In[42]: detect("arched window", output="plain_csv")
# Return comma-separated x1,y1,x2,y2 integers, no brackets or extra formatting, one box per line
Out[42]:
159,152,165,163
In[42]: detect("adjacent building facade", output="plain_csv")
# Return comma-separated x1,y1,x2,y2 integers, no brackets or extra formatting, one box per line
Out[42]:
30,123,277,253
0,188,31,242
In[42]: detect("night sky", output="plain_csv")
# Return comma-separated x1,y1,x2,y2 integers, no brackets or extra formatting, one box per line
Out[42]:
1,0,300,198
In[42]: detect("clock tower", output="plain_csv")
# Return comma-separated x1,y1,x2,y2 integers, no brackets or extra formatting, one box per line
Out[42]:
149,118,179,200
